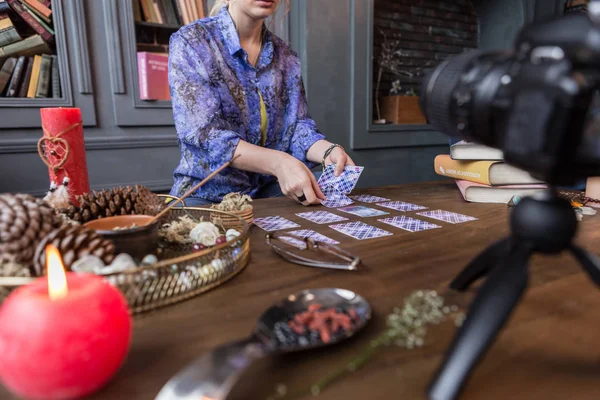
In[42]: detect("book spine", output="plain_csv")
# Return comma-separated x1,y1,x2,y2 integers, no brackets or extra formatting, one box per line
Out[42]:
0,56,16,93
6,0,52,41
0,16,22,47
37,0,51,8
133,0,142,22
16,55,32,97
169,0,182,25
177,0,189,24
137,52,149,99
5,54,24,96
23,4,54,37
0,1,10,12
20,0,51,25
196,0,205,19
434,155,493,185
26,53,40,97
139,0,152,21
51,53,59,98
0,34,49,58
151,0,163,23
35,52,50,97
22,0,51,18
188,0,198,21
161,0,177,25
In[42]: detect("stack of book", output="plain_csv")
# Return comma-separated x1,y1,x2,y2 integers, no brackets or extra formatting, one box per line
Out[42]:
135,0,206,26
0,0,59,98
434,141,547,204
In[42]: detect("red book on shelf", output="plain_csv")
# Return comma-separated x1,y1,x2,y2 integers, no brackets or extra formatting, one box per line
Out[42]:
137,52,170,101
6,0,53,41
22,0,51,18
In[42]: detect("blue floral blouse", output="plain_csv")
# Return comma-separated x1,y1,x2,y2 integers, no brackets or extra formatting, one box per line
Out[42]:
168,6,326,202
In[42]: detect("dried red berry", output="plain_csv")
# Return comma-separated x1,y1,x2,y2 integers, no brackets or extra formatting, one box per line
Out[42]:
215,236,227,245
192,243,206,252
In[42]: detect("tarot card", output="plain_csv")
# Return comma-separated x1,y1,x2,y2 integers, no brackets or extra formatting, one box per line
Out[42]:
295,211,348,224
287,229,340,245
329,221,393,240
320,187,355,208
253,216,301,231
337,205,389,218
376,201,428,212
417,210,478,224
378,216,441,232
350,194,391,203
278,235,309,249
318,165,364,194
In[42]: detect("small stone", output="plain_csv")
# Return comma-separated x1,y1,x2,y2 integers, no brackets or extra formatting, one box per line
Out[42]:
141,254,158,265
96,253,136,274
232,248,242,259
170,264,179,273
581,206,597,216
226,229,241,242
576,211,584,221
211,259,226,271
71,255,105,274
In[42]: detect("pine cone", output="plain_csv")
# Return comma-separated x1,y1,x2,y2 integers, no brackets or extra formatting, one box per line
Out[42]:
0,194,61,267
59,185,165,223
33,225,116,276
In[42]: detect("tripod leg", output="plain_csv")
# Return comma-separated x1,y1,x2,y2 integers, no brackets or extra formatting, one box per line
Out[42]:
569,245,600,286
449,238,511,291
428,244,531,400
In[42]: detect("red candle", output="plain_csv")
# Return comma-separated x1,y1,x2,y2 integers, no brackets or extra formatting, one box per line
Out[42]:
0,246,132,400
39,108,90,204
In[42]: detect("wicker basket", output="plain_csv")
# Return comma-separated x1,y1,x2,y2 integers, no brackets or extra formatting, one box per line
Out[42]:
210,207,253,231
0,208,251,314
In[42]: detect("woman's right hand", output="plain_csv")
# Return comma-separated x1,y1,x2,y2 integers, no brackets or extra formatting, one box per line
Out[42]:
274,154,325,206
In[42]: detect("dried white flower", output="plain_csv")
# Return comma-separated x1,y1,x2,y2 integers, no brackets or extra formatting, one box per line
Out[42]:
190,222,220,247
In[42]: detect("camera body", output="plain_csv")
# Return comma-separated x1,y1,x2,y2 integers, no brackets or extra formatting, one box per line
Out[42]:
421,13,600,185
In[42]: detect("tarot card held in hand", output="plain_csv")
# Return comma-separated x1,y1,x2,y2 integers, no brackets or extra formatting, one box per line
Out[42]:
338,205,389,218
287,229,340,244
318,165,364,194
296,211,348,224
253,216,301,231
321,186,355,208
329,221,393,240
376,201,428,212
350,194,391,203
378,216,441,232
417,210,478,224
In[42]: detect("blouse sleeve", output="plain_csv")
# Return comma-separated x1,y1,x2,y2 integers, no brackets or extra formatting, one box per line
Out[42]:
169,32,242,169
288,77,327,168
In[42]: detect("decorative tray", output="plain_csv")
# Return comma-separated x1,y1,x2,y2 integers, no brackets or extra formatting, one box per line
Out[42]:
0,207,251,315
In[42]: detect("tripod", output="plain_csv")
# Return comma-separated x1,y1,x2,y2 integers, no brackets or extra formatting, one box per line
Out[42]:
428,189,600,400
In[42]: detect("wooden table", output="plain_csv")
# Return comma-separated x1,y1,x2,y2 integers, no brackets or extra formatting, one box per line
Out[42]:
3,181,600,400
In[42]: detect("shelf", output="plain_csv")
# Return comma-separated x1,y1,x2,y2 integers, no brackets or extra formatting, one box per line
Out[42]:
135,21,181,30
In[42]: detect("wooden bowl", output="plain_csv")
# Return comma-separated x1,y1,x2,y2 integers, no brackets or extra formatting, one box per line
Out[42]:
83,215,159,261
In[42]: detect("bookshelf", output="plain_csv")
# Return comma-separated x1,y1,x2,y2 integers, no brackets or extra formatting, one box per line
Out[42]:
133,0,206,103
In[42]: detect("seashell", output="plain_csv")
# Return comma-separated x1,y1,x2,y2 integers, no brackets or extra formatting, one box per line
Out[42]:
226,229,241,242
71,255,105,274
141,254,158,265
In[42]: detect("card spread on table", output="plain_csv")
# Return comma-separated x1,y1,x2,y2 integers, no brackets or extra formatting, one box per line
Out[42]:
287,229,340,245
378,216,441,232
278,235,309,249
350,194,391,203
376,201,428,212
253,216,301,231
320,186,355,208
318,165,364,194
337,205,389,218
296,211,348,224
329,221,393,240
417,210,478,224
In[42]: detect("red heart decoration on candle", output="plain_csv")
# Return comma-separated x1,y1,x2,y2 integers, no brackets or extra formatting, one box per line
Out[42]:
37,137,70,173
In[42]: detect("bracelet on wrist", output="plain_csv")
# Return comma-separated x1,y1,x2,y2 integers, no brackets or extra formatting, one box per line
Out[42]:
322,144,344,170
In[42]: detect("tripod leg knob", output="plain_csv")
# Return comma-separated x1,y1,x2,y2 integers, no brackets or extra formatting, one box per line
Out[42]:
450,239,511,291
569,245,600,286
428,245,531,400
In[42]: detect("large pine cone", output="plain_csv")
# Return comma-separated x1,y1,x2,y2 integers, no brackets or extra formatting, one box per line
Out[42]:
0,194,61,267
59,185,165,223
33,225,116,276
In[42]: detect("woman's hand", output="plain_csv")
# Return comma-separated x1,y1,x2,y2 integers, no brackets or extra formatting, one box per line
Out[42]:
326,146,356,176
274,154,325,206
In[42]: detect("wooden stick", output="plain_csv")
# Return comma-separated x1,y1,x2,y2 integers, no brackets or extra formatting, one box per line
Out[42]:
0,277,35,287
147,154,241,225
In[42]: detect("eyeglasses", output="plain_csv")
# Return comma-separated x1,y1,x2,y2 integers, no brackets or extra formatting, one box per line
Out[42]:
265,232,361,271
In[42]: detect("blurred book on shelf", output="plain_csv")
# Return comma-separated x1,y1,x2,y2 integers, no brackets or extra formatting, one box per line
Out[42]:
0,0,60,98
137,0,206,26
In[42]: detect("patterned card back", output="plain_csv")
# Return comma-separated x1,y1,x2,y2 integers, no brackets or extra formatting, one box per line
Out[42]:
287,229,340,245
351,194,391,203
318,165,364,194
378,216,441,232
253,216,301,231
376,201,428,212
321,187,355,208
296,211,348,224
417,210,478,224
329,221,393,240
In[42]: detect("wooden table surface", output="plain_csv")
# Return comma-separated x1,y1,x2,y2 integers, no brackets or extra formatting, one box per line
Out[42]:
3,181,600,400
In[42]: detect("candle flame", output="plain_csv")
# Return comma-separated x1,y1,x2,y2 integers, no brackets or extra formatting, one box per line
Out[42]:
46,245,68,300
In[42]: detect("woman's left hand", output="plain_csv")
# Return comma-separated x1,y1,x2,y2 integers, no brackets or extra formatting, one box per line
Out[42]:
326,147,356,176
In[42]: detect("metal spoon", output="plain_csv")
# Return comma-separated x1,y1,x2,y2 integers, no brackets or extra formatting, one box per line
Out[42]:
155,288,372,400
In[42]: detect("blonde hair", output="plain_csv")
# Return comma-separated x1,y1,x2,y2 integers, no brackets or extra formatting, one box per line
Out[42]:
209,0,289,17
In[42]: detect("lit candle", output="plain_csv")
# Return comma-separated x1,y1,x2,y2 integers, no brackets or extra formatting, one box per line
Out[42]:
0,246,132,400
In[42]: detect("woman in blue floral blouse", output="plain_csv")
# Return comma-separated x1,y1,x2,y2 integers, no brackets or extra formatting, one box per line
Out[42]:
168,0,355,206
